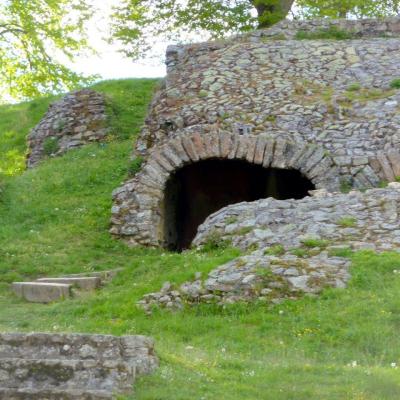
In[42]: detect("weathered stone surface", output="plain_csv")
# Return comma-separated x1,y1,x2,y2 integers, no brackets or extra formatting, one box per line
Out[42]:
0,333,158,398
12,282,72,303
138,251,350,312
36,277,101,290
111,136,338,247
111,17,400,248
27,89,109,168
139,185,400,311
194,186,400,253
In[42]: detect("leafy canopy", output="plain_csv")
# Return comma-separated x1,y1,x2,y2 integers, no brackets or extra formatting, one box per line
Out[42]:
296,0,400,19
0,0,94,101
112,0,400,60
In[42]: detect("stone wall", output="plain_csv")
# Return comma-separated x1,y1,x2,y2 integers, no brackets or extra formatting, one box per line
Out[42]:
27,89,109,168
138,184,400,311
112,17,400,248
0,333,158,399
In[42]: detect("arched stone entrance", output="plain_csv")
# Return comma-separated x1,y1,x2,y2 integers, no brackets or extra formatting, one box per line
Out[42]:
110,132,340,248
164,159,315,250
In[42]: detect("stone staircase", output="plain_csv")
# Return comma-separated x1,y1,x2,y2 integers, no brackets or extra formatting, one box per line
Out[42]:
12,269,123,303
0,333,158,399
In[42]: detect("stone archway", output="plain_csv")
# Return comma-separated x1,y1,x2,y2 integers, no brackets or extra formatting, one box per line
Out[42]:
163,159,315,250
111,132,340,248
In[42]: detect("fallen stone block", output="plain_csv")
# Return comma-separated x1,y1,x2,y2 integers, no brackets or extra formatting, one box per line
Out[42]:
12,282,72,303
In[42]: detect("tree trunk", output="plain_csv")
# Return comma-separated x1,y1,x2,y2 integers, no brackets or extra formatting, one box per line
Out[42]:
251,0,295,28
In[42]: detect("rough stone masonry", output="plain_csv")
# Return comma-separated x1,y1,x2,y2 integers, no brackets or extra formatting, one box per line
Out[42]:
111,17,400,248
139,184,400,312
27,89,109,168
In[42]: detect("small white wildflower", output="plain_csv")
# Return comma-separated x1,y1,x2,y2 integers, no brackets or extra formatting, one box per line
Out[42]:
279,310,284,315
185,346,194,350
351,361,358,368
391,362,397,368
221,347,226,353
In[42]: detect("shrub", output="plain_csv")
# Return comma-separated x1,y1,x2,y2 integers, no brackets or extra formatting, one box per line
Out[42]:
390,79,400,89
43,137,60,156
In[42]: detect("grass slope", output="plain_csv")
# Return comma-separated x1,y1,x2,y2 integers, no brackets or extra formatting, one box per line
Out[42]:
0,79,400,399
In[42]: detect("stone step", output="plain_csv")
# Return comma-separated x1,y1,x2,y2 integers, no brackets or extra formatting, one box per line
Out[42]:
36,277,101,290
12,282,72,303
0,358,135,392
62,268,124,282
0,388,113,400
0,333,158,376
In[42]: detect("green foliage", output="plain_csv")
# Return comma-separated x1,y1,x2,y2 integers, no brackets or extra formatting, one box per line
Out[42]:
201,231,232,252
94,79,160,141
236,226,253,235
290,247,309,258
111,1,297,60
0,79,159,178
347,83,361,92
340,179,353,194
128,157,144,177
264,244,285,256
2,80,400,398
42,137,60,156
337,217,357,228
0,0,94,101
328,246,353,258
390,78,400,89
296,0,400,19
0,96,57,176
301,237,330,249
379,180,389,188
295,26,356,40
111,0,400,61
225,216,238,225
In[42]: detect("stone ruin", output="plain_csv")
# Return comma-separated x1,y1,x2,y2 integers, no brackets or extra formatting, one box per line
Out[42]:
108,17,400,310
27,89,109,168
0,332,158,399
111,17,400,253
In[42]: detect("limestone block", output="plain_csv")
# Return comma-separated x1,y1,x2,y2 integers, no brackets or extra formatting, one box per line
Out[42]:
12,282,72,303
36,277,101,291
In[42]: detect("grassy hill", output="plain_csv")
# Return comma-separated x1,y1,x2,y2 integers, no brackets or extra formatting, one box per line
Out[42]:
0,79,400,399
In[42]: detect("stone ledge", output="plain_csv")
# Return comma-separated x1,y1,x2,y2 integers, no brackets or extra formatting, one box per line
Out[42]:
12,282,72,303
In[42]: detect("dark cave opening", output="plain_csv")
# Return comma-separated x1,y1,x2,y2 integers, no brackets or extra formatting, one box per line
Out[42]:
163,159,315,251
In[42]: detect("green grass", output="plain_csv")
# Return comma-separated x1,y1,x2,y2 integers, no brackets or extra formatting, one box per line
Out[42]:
390,79,400,89
295,27,357,40
0,78,159,177
0,79,400,399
